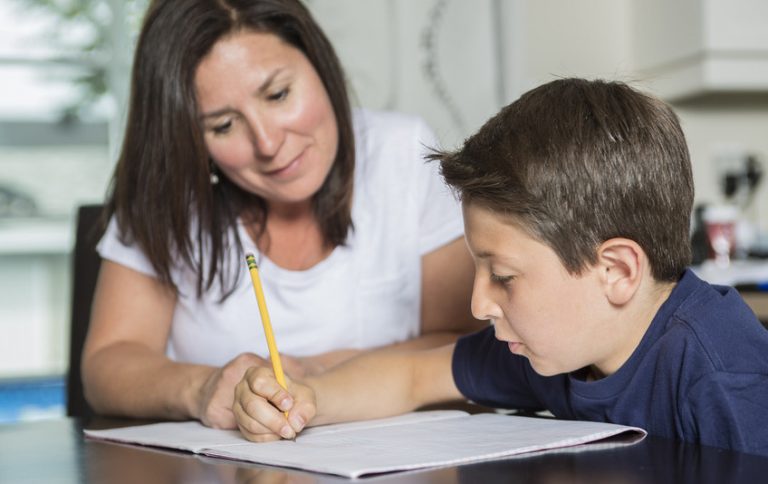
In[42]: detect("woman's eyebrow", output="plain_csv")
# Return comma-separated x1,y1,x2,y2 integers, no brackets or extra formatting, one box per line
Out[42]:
199,68,286,119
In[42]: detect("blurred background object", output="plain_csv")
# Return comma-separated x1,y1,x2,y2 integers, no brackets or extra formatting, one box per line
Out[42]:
703,204,739,268
0,183,37,218
2,0,768,422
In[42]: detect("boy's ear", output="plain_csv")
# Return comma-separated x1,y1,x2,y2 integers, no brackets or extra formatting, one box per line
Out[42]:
595,238,645,306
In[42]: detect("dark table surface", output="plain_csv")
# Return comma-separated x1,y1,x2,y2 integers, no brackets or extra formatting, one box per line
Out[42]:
2,416,768,483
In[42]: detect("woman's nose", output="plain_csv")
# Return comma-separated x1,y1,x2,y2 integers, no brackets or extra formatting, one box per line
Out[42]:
248,113,284,158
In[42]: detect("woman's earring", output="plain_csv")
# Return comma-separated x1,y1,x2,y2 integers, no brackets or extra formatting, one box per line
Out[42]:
210,166,220,185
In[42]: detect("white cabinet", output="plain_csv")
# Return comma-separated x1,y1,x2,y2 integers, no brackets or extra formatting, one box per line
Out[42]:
632,0,768,100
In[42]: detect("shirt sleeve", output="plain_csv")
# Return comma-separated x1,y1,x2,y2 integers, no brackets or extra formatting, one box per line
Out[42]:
96,215,158,277
684,370,768,455
411,118,464,255
452,326,545,410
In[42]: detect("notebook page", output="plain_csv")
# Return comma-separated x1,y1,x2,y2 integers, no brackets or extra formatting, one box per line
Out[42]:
85,421,243,452
298,410,467,437
82,411,466,452
205,413,645,478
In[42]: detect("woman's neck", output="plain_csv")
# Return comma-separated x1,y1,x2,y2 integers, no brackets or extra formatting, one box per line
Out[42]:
246,201,332,271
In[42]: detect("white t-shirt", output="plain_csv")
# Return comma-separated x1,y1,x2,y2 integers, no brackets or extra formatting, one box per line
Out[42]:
97,109,463,366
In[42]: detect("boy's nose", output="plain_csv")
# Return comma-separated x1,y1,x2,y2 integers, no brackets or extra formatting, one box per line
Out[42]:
470,278,502,322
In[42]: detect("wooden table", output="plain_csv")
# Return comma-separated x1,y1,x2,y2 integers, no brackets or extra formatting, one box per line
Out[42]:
741,290,768,324
2,417,768,483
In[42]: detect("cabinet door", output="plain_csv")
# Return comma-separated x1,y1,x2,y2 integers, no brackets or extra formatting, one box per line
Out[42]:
633,0,768,100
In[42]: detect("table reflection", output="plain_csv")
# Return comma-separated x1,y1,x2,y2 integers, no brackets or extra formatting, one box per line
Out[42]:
2,418,766,484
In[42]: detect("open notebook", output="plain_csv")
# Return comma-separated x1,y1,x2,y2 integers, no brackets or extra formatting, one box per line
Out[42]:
85,410,646,478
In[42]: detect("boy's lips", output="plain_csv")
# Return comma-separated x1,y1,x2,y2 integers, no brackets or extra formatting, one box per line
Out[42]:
492,326,523,353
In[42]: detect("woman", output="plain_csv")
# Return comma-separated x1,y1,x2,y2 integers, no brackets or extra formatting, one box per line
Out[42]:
82,0,479,430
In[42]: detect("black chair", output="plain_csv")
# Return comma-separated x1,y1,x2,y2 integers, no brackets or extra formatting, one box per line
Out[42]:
66,204,105,418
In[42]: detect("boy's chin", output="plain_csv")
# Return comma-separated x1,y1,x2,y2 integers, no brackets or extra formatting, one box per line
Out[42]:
508,345,572,376
527,359,569,377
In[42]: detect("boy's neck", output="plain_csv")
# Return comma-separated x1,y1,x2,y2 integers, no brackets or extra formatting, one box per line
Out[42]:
589,279,676,380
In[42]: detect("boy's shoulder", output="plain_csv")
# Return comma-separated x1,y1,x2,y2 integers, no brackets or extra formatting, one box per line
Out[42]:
654,270,768,374
649,271,768,455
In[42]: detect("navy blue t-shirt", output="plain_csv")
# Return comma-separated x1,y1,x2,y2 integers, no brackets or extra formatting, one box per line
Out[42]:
452,269,768,456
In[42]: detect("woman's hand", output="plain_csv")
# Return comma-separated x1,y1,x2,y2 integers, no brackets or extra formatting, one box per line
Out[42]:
196,353,275,429
195,350,343,429
233,366,317,441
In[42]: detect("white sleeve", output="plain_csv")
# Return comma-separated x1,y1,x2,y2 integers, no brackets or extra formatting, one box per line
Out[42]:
96,216,158,277
412,118,464,254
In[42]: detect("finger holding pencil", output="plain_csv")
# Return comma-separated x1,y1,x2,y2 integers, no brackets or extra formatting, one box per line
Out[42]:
235,254,314,442
234,364,316,442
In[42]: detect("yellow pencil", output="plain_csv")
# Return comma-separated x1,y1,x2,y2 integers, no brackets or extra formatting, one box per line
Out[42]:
245,253,290,419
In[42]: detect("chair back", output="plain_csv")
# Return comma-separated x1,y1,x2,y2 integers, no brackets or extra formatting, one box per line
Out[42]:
66,204,105,418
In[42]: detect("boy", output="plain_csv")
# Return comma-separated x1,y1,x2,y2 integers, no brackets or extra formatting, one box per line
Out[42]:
232,78,768,456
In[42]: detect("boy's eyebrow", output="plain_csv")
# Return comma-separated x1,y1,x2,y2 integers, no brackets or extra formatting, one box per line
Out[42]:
474,250,495,260
199,69,285,119
474,250,521,266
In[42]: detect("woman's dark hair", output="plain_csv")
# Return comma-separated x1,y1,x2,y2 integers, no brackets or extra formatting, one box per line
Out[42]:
106,0,354,298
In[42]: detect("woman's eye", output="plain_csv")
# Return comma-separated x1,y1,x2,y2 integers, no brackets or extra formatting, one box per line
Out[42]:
267,88,289,102
212,120,233,135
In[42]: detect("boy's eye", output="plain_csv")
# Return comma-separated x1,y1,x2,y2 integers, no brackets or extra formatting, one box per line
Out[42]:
490,273,515,286
267,88,289,102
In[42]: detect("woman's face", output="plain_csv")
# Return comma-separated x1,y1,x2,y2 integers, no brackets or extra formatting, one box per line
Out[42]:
195,31,339,209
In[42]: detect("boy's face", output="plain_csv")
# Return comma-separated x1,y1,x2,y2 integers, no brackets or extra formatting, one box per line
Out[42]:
463,203,614,377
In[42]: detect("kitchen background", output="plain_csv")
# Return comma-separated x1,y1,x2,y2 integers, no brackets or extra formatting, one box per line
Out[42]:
1,0,767,421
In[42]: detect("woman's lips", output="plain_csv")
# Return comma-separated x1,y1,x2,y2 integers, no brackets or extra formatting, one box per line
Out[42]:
265,149,306,178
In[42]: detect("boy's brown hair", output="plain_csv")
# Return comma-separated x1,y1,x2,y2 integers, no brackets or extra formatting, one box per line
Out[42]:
433,78,693,282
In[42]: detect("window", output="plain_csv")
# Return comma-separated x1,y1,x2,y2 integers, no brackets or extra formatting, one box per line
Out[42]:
0,0,146,420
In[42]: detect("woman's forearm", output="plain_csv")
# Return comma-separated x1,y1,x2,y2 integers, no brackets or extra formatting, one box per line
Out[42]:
82,341,212,420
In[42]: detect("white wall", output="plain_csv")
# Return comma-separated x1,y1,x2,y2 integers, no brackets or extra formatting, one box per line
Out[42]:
498,0,768,234
516,0,633,91
311,0,504,147
314,0,768,235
